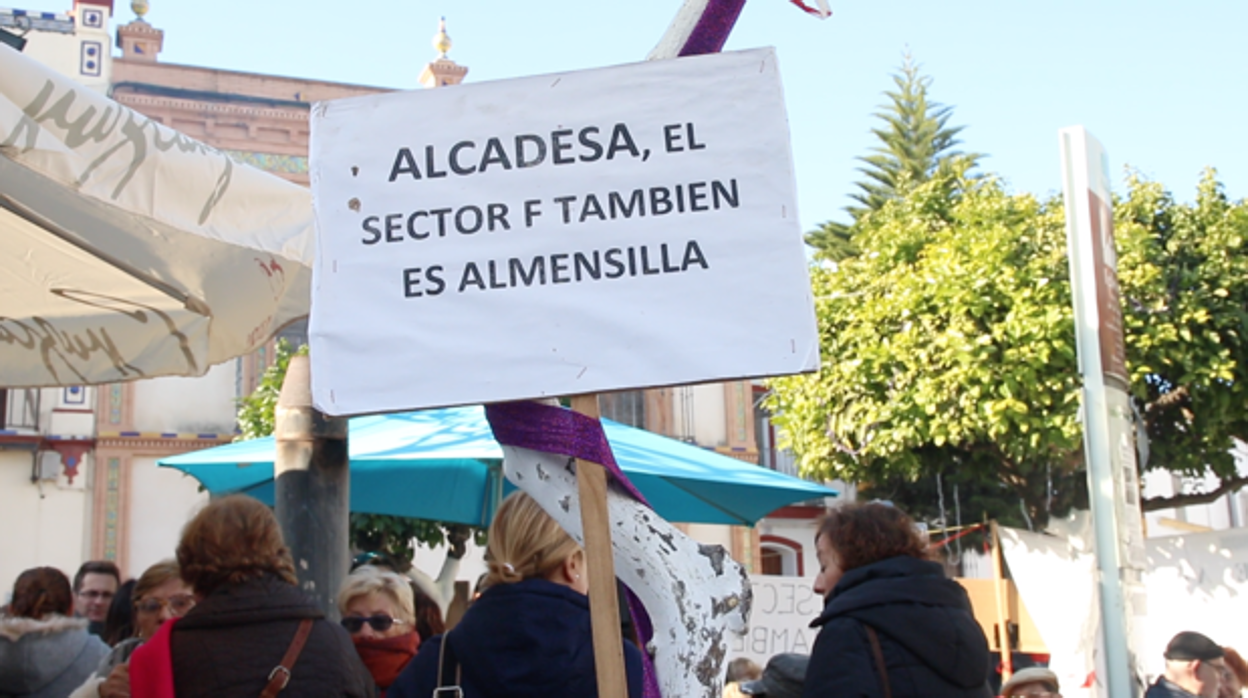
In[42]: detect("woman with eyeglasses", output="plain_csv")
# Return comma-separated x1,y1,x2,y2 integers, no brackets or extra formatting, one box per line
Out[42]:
388,491,644,698
127,495,373,698
69,560,194,698
338,566,420,697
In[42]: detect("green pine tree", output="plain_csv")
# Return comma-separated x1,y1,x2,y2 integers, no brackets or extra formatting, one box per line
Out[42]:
807,53,980,258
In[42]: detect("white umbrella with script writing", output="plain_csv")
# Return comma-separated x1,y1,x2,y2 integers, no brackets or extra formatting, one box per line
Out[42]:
0,46,312,387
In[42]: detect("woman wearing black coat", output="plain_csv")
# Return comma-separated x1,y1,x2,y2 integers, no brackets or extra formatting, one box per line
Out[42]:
128,495,374,698
802,503,992,698
388,491,644,698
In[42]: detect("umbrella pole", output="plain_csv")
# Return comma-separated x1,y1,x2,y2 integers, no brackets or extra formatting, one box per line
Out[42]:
570,394,628,698
274,355,350,620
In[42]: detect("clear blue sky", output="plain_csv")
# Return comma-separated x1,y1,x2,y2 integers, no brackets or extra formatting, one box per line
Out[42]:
19,0,1248,233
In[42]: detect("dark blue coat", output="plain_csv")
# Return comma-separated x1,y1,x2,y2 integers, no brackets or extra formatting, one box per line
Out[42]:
1144,677,1201,698
802,556,992,698
388,578,644,698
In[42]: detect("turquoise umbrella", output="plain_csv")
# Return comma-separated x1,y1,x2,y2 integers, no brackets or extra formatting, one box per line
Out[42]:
158,405,836,527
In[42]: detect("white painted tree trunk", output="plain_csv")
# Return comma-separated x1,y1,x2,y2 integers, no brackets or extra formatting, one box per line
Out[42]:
503,445,752,698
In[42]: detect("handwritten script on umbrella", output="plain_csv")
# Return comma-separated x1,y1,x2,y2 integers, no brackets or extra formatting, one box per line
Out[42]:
3,79,235,223
0,291,195,384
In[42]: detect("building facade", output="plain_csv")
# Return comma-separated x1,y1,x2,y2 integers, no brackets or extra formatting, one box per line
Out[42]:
0,1,833,593
0,0,394,587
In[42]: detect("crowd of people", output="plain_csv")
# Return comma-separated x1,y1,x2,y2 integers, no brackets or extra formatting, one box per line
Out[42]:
1,497,1243,697
718,504,1246,698
0,490,639,698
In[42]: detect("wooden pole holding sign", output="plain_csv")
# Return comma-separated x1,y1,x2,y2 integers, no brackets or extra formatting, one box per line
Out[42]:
571,394,629,698
990,520,1013,684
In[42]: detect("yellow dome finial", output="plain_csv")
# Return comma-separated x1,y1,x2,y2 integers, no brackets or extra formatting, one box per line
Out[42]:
131,0,149,20
433,17,452,59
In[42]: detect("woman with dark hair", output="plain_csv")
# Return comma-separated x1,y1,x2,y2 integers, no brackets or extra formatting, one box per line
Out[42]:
1221,647,1247,698
802,503,992,698
102,580,136,647
127,495,373,697
0,566,109,697
409,582,445,644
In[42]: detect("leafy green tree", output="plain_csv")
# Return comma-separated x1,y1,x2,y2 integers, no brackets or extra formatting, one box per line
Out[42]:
235,340,479,571
1117,169,1248,508
771,166,1248,528
777,166,1081,528
807,54,980,259
236,339,305,440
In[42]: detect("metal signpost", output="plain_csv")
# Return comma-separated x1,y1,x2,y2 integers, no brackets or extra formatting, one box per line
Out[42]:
1060,126,1146,698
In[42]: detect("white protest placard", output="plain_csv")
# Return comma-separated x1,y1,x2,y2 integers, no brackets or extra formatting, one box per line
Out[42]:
309,48,817,415
730,575,823,665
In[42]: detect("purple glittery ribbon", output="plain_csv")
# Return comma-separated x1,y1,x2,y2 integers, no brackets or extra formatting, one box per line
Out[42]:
678,0,748,57
485,401,651,507
485,400,661,698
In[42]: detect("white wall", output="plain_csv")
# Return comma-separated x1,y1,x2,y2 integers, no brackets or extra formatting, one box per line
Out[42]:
47,385,95,435
125,456,209,577
757,517,819,576
1143,449,1247,536
690,384,727,447
0,450,90,601
132,362,239,434
684,523,733,549
410,538,488,611
13,1,113,93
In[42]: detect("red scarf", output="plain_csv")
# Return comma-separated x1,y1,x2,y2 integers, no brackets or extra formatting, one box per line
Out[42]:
353,631,420,696
128,618,178,698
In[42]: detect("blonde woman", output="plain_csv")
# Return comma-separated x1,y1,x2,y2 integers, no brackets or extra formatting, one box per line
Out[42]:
338,565,420,697
389,491,644,698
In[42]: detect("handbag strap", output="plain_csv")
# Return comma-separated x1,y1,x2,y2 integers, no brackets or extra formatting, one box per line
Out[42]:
864,624,893,698
433,632,463,697
259,619,314,698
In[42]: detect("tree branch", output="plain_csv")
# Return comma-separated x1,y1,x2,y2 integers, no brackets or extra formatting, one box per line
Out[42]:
1142,473,1248,512
1145,384,1189,415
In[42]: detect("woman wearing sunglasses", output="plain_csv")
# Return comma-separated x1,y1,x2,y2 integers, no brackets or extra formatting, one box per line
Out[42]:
338,566,420,697
388,491,644,698
69,560,195,698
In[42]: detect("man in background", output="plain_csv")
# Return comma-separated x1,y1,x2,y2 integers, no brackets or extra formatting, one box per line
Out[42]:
738,653,808,698
1146,631,1226,698
73,560,120,637
1000,667,1062,697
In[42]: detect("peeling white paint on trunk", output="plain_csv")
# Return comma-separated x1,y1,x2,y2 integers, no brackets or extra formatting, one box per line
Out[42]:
503,445,751,698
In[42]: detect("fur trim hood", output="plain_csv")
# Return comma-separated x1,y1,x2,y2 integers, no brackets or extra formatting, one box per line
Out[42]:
0,614,88,642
